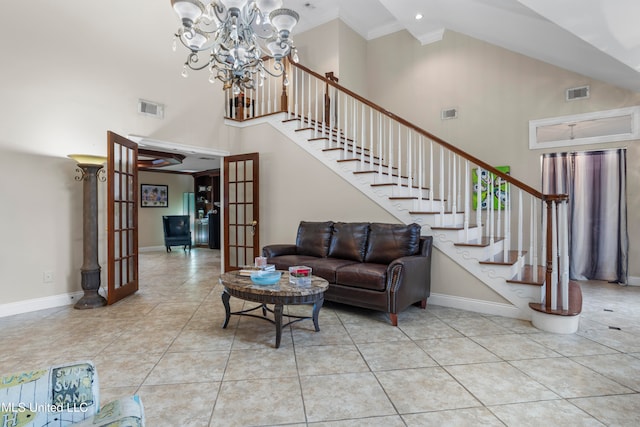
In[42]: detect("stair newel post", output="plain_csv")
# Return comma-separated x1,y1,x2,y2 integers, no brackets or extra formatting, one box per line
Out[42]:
560,199,570,310
551,200,559,310
542,198,553,309
558,201,569,310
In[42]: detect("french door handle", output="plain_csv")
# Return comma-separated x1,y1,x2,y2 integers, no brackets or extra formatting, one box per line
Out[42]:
251,220,258,235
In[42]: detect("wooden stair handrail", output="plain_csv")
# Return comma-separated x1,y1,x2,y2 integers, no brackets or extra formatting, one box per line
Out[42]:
290,61,567,203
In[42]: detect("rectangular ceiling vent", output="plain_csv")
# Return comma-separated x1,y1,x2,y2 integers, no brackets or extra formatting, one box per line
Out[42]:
138,99,164,119
566,85,590,101
441,108,458,120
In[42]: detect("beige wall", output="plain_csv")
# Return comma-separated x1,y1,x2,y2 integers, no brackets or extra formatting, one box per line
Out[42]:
366,29,640,279
0,150,85,303
138,172,194,248
229,123,398,247
294,20,368,97
0,1,231,306
293,20,340,78
337,21,368,97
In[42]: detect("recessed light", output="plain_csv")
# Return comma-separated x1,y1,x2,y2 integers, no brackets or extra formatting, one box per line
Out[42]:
415,13,423,20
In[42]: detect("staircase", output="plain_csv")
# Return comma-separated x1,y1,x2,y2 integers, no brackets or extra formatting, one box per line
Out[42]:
224,59,582,333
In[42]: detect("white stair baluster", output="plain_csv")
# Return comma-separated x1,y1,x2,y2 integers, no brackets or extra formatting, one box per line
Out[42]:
430,141,434,211
476,167,483,240
464,160,470,241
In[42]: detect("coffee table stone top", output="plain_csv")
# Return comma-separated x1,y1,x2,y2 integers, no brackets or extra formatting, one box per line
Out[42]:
219,271,328,297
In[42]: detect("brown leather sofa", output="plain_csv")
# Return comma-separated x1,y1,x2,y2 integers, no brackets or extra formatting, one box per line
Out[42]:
263,221,433,326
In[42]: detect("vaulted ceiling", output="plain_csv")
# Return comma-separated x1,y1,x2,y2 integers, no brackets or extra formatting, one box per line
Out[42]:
287,0,640,93
145,0,640,171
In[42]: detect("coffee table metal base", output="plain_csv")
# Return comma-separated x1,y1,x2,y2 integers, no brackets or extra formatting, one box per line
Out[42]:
221,290,324,348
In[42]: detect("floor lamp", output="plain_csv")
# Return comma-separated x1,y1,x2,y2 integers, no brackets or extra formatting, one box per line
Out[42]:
69,154,108,309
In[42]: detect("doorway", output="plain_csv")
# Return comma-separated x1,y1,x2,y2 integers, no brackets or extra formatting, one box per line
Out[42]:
125,135,229,272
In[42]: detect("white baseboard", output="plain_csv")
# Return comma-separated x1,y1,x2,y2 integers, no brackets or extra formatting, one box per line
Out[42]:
428,292,526,319
0,292,84,318
627,276,640,286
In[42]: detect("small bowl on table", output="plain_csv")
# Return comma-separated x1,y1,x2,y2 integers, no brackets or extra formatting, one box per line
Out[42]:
250,270,282,285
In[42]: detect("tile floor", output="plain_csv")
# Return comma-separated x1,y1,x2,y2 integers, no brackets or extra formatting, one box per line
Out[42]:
1,248,640,426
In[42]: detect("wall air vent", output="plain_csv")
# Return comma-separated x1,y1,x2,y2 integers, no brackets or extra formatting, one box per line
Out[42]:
138,99,164,119
441,108,458,120
566,85,590,101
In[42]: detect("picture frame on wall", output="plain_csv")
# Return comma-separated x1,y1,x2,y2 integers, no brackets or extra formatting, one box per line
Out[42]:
141,184,168,207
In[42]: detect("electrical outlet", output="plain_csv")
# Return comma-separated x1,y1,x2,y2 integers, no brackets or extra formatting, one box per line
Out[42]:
43,271,54,283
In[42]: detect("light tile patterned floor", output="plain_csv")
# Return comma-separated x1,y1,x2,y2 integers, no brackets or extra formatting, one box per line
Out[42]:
1,248,639,426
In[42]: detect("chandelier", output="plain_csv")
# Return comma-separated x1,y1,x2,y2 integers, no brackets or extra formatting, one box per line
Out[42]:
170,0,300,93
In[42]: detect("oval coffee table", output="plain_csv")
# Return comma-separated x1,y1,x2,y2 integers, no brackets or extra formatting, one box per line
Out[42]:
219,271,329,348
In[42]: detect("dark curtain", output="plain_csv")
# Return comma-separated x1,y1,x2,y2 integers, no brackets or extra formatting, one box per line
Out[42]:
542,148,628,284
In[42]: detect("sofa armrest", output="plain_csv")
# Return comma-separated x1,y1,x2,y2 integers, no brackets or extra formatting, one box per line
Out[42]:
263,244,297,258
386,238,433,314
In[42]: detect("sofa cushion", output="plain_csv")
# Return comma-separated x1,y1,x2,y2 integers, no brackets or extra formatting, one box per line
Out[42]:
328,222,369,262
303,258,360,283
268,255,319,272
335,263,387,291
296,221,334,257
364,223,421,264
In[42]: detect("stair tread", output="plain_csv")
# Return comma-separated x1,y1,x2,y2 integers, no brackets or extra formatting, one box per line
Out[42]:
389,196,419,200
507,265,545,285
430,223,480,230
529,281,582,316
372,183,430,191
480,250,525,266
353,170,408,178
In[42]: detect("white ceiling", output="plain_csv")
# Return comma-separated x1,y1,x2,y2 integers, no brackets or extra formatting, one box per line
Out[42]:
145,0,640,172
288,0,640,93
